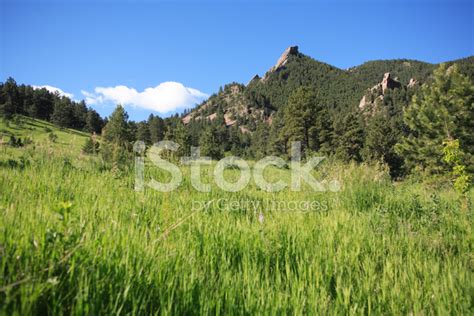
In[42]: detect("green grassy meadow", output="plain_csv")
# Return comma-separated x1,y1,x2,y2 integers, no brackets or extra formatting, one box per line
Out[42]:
0,118,472,314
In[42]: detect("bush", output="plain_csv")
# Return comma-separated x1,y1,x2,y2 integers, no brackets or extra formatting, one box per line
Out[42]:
8,136,23,148
82,137,100,155
48,132,58,143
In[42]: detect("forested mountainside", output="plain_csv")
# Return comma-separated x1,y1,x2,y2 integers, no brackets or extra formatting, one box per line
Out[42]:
1,47,473,177
183,46,473,131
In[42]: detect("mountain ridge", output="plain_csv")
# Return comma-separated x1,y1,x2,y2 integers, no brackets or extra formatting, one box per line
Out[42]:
182,47,473,133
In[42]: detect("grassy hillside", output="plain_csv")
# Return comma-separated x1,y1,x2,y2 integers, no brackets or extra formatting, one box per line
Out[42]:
0,121,472,314
0,116,91,157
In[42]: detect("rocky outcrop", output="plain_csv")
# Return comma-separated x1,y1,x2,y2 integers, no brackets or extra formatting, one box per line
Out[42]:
182,113,194,124
207,113,217,121
224,113,236,126
272,46,299,72
262,46,299,82
381,72,401,93
407,78,418,88
359,72,402,110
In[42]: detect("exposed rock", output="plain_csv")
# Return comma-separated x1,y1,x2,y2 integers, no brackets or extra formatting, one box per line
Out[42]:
207,113,217,121
266,115,273,125
262,46,299,82
182,114,193,124
407,78,418,88
224,113,236,126
381,72,401,94
359,72,402,110
358,95,367,109
272,46,299,72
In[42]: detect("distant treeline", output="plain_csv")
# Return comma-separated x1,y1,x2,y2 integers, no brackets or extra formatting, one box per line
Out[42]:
0,78,105,134
1,62,473,180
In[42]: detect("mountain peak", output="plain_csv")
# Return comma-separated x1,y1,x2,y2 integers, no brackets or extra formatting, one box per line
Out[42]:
260,46,299,82
272,46,299,71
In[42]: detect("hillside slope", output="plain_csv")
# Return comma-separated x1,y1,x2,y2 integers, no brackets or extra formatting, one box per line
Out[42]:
0,116,91,156
183,46,473,132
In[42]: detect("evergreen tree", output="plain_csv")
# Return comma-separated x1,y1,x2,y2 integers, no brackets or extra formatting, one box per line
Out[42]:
362,108,404,176
250,122,269,159
333,110,364,162
148,114,165,144
281,87,318,156
72,100,88,129
0,77,20,118
228,125,246,156
313,103,333,155
395,64,474,174
200,124,223,160
213,111,230,152
135,121,151,144
85,110,104,134
267,112,287,156
51,97,74,128
31,88,54,120
164,121,190,158
82,136,100,154
102,105,131,146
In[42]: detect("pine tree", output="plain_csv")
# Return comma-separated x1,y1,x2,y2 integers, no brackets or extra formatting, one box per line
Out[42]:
281,87,319,156
0,77,20,119
51,97,74,128
82,136,100,154
200,124,223,160
267,112,287,156
395,64,474,174
102,105,131,146
72,100,88,130
85,110,104,134
333,110,364,162
213,111,229,152
164,121,190,158
148,114,165,144
313,103,333,155
31,88,54,120
135,121,151,144
362,108,404,176
250,122,269,159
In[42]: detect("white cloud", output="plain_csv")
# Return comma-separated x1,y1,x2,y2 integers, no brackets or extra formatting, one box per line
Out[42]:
32,85,74,99
82,82,209,113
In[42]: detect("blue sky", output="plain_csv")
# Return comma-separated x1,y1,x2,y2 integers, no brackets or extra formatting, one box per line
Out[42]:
1,0,473,121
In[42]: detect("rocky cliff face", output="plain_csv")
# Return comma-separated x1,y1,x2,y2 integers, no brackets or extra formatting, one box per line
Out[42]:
262,46,299,81
359,72,403,111
272,46,299,72
381,72,402,93
182,82,272,130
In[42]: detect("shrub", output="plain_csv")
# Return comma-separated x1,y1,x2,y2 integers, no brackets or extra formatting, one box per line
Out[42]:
8,136,23,148
48,132,58,143
82,137,100,155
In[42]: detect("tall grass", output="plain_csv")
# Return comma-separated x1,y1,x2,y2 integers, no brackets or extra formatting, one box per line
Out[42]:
0,143,472,314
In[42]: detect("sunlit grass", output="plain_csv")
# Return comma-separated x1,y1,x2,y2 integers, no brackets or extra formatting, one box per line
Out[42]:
0,118,472,314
